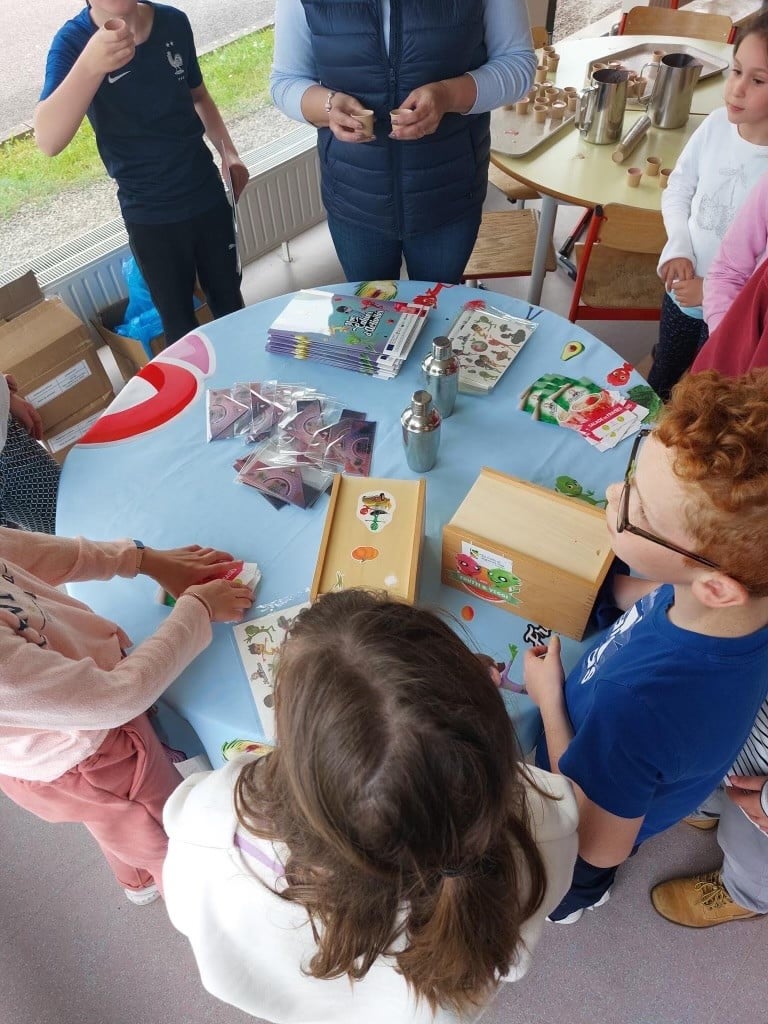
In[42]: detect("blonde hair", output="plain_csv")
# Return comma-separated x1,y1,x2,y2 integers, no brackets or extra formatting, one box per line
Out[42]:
235,590,549,1015
656,369,768,594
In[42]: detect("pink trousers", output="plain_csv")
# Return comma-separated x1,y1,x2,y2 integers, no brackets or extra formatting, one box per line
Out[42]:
0,713,180,895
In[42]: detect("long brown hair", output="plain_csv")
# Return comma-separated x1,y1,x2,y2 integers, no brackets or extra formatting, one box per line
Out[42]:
235,589,549,1015
734,9,768,55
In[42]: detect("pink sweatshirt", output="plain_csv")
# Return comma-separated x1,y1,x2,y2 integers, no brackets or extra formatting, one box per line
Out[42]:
0,529,212,782
704,173,768,332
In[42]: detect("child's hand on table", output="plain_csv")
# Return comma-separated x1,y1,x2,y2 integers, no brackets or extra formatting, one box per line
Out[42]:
659,257,694,291
523,635,565,709
671,275,703,308
140,545,237,598
186,579,254,623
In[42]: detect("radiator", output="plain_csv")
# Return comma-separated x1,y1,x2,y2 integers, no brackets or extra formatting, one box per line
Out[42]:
0,124,323,328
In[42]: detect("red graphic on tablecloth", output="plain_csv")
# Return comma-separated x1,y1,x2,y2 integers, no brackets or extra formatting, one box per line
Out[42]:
78,331,215,446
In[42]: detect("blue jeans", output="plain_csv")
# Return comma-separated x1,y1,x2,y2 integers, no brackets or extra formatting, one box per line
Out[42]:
327,210,482,284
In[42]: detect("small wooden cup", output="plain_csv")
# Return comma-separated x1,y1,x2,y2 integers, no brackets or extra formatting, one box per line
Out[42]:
659,167,673,189
354,109,375,137
652,49,665,63
567,93,578,112
645,155,661,177
545,54,560,72
533,103,548,124
627,167,642,188
515,99,530,115
535,64,548,83
528,86,539,102
549,101,567,121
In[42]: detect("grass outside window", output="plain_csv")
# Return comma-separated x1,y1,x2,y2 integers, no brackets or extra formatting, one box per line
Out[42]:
0,27,274,220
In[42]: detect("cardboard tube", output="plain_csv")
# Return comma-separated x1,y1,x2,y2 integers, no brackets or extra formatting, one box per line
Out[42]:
549,101,567,121
354,109,375,136
515,99,530,115
611,115,652,164
659,167,672,189
535,64,548,83
533,103,548,124
645,155,661,177
627,167,642,188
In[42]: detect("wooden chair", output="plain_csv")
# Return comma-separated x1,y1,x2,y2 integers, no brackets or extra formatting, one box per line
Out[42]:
620,5,733,42
531,25,549,49
461,208,556,285
488,159,539,207
568,204,667,323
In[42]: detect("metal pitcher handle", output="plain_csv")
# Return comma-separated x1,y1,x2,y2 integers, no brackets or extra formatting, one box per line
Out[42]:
576,86,595,135
638,60,660,107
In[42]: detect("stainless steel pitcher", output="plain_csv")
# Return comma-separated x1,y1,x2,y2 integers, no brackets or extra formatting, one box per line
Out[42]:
576,68,630,145
641,52,703,129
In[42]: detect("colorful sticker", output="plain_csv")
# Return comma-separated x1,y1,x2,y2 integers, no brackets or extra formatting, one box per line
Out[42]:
523,623,552,645
606,362,633,387
357,489,396,533
460,541,513,574
448,549,521,605
554,475,607,507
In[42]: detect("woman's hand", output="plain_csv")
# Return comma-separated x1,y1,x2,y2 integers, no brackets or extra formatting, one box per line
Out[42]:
523,635,565,709
140,544,238,597
390,82,451,140
659,257,694,291
671,275,703,308
186,579,254,623
9,393,43,440
327,93,375,144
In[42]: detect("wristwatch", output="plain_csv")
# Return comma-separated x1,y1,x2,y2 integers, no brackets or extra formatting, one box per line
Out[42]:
324,89,337,112
133,539,146,573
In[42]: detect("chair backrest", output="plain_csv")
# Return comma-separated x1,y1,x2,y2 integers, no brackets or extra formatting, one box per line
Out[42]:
622,5,733,41
595,204,668,254
531,25,548,49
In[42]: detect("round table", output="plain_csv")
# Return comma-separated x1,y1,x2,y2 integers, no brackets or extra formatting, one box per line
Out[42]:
492,34,732,304
57,282,650,766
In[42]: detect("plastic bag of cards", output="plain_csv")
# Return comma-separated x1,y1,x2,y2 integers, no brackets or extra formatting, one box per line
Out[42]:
275,394,345,456
206,383,254,441
446,303,537,394
235,439,339,510
246,381,320,445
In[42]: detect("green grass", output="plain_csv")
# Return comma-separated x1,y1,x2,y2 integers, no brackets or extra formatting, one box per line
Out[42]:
0,27,274,220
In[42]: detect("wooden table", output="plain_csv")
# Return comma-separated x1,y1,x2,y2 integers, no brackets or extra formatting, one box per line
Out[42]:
492,34,732,303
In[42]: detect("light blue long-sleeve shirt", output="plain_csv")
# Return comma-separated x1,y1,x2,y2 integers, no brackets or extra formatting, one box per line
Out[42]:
270,0,536,123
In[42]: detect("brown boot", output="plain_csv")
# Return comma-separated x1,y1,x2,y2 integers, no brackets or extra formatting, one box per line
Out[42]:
683,816,718,831
651,870,763,928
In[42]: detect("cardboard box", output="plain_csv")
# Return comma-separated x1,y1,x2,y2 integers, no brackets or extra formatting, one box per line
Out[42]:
441,467,613,640
43,388,115,464
312,476,426,604
0,273,114,431
92,294,213,381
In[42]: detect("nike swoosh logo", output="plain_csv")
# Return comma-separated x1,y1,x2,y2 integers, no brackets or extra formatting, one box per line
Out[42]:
107,70,132,84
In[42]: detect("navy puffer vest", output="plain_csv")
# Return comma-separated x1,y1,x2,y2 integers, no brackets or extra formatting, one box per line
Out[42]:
300,0,489,238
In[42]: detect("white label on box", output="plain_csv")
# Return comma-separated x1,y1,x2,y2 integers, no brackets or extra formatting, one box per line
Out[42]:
26,359,92,409
461,541,513,573
47,411,101,454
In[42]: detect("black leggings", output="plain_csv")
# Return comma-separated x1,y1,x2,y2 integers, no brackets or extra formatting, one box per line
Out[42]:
647,292,709,402
125,194,243,345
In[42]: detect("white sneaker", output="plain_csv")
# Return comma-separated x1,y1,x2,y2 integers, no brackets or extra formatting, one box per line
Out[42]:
124,883,160,906
547,887,612,924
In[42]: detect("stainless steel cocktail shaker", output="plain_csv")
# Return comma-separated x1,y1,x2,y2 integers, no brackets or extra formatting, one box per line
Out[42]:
422,336,459,418
401,390,441,472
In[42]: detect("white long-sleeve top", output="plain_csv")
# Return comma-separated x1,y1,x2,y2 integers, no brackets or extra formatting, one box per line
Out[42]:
0,529,211,781
164,758,579,1024
658,107,768,285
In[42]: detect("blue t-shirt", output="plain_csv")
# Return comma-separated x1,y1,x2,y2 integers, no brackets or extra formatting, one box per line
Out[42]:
537,585,768,844
40,3,222,224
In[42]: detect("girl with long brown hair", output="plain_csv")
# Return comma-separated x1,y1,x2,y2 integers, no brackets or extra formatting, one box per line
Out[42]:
163,590,578,1022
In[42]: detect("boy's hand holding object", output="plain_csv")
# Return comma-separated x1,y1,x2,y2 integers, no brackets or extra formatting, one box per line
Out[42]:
523,635,565,708
83,19,136,77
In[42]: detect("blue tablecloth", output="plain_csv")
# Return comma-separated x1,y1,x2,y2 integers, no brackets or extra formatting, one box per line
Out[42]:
57,282,650,764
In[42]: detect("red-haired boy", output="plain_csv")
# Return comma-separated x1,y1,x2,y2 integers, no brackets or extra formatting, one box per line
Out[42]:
526,370,768,923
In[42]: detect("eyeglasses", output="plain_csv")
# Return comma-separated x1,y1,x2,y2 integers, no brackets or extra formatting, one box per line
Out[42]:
617,429,720,569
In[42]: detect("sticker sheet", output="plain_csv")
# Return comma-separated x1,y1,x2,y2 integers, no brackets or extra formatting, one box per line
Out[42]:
447,306,537,393
232,601,310,740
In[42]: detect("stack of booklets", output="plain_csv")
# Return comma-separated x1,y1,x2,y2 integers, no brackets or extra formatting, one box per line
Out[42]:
266,289,428,379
